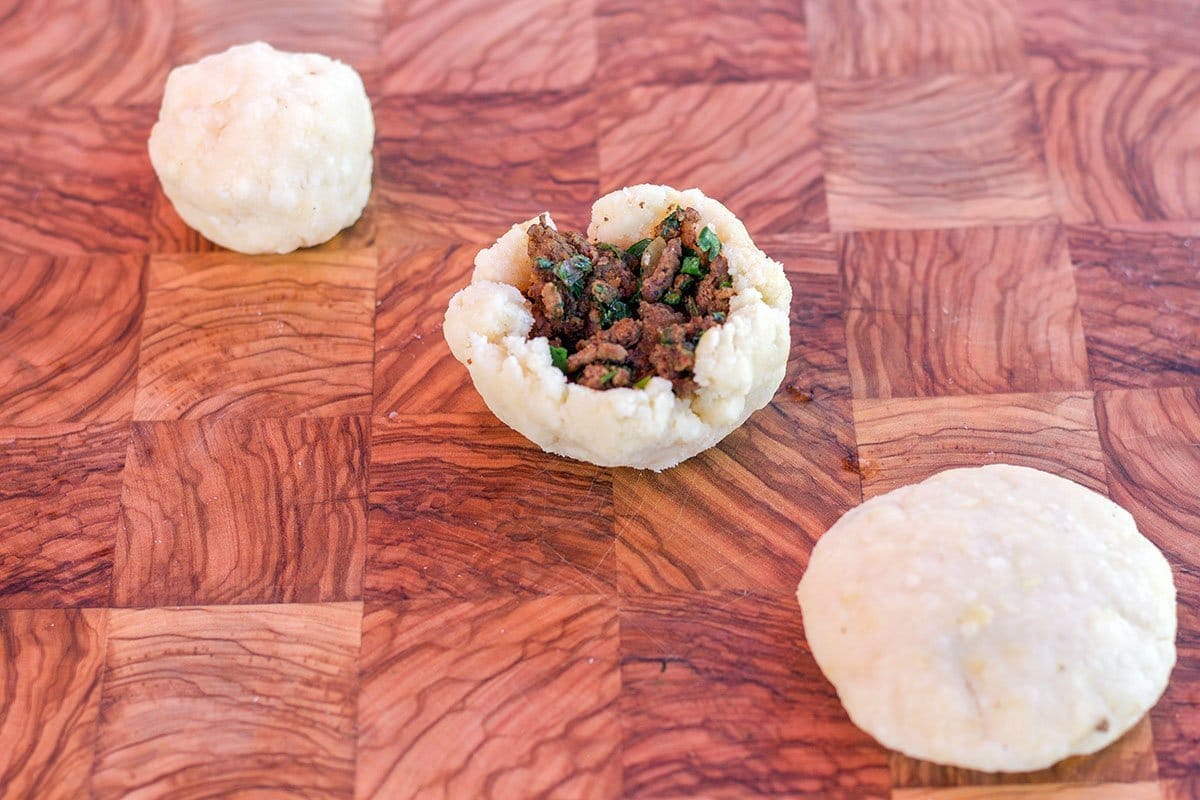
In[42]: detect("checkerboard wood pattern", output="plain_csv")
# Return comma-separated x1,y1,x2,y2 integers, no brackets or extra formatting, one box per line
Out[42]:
0,1,1197,798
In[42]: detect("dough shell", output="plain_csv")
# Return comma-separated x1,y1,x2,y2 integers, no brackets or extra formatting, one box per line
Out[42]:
797,464,1177,772
442,184,792,470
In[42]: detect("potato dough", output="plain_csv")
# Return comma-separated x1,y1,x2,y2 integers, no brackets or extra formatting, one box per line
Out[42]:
442,185,791,470
148,41,374,254
797,464,1176,772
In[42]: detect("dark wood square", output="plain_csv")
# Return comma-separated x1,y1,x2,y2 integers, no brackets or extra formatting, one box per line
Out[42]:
1036,68,1200,226
1096,387,1200,780
112,417,368,607
0,608,107,800
376,91,599,244
620,592,891,799
0,254,145,424
0,106,156,254
357,596,620,798
368,414,616,600
843,225,1091,399
382,0,596,95
0,1,173,105
373,240,486,415
598,81,826,234
92,603,360,800
807,0,1024,81
133,250,376,420
172,0,383,77
1021,0,1200,74
819,74,1055,231
1069,224,1200,390
853,392,1107,499
595,0,809,88
0,423,128,608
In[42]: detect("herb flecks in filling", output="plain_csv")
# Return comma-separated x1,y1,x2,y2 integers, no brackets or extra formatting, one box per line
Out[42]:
525,206,734,393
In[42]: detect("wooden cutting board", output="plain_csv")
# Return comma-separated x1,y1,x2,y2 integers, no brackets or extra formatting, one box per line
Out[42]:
1,1,1198,798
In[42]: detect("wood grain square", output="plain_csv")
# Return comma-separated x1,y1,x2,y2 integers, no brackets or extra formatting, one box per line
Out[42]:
853,392,1107,499
376,91,599,244
599,81,826,234
113,417,368,607
0,0,173,105
843,225,1090,399
891,715,1158,788
819,75,1055,231
382,0,595,95
806,0,1024,82
1164,776,1200,800
0,609,106,800
894,780,1166,799
133,250,376,420
1021,0,1200,74
1095,387,1200,780
620,592,891,799
1036,69,1200,226
357,596,619,799
0,105,155,254
615,399,858,594
595,0,809,88
0,254,144,424
374,241,485,415
1068,225,1200,390
368,414,615,599
172,0,383,77
92,603,360,800
0,423,128,608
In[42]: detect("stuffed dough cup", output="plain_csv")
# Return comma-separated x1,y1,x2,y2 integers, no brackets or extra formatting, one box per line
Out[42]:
442,184,791,471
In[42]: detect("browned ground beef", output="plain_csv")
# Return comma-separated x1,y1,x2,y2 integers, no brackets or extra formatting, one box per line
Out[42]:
525,206,734,393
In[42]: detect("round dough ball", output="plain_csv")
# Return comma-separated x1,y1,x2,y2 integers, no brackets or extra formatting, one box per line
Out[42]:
442,184,792,471
148,41,374,254
797,464,1176,773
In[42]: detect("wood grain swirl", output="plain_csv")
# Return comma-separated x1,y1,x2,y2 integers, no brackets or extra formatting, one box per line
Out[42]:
0,254,144,424
620,592,891,799
373,241,487,415
1021,0,1200,74
1165,775,1200,800
1036,68,1200,226
377,90,599,244
112,417,368,607
819,74,1055,231
894,779,1166,799
91,603,360,800
843,225,1091,398
1068,225,1200,390
0,0,173,105
382,0,595,95
0,423,128,608
853,391,1107,498
368,414,616,600
596,0,809,88
599,81,826,233
806,0,1024,81
0,105,155,254
0,608,106,800
1096,387,1200,781
133,251,376,420
357,596,620,799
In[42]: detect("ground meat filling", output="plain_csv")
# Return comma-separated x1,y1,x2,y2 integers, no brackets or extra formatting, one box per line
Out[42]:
525,206,734,393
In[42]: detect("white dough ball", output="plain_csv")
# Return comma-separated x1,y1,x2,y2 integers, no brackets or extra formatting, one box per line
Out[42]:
797,464,1177,773
148,41,374,254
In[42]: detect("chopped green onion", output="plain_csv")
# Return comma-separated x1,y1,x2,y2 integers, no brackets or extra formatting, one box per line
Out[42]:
597,242,624,257
712,311,726,323
662,290,681,306
685,297,700,317
633,375,653,389
600,298,630,328
553,254,592,297
626,238,652,257
600,368,618,386
534,257,555,270
698,227,722,260
720,278,733,289
680,255,703,276
550,345,568,371
659,206,683,238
